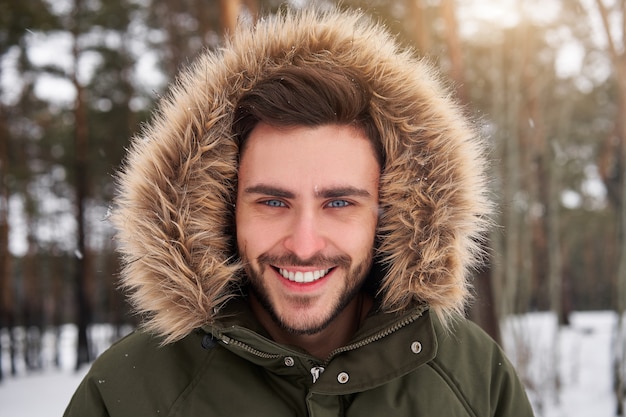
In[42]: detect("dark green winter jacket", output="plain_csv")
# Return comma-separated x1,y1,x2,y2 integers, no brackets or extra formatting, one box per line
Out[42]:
65,301,533,416
65,7,535,417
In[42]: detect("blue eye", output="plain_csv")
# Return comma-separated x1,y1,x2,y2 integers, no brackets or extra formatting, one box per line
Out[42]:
263,199,286,207
327,200,350,208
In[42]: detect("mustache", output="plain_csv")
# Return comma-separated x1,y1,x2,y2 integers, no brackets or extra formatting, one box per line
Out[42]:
257,252,351,269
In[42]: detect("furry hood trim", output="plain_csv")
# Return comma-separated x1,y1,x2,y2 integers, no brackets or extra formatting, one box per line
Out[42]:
111,8,492,344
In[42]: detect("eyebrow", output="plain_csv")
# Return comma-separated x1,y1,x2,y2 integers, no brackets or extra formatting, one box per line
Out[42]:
242,184,372,199
317,186,372,199
243,185,295,199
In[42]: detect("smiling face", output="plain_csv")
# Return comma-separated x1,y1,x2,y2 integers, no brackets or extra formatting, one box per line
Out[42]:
235,123,380,336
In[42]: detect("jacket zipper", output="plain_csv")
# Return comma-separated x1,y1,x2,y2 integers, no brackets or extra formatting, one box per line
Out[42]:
305,310,424,383
220,334,282,359
217,307,426,376
321,308,425,366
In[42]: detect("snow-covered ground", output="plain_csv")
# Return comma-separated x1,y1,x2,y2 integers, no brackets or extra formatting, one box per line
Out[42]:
0,324,126,416
0,311,621,416
504,311,619,416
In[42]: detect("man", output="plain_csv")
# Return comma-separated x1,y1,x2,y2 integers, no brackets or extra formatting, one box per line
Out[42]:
65,7,535,416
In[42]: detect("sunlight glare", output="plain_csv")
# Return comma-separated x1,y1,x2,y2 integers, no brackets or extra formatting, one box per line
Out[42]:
458,0,561,37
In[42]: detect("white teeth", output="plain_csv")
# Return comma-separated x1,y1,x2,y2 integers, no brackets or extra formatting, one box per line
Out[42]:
279,268,330,283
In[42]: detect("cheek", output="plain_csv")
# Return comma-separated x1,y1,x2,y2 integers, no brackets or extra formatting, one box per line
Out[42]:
330,214,378,257
236,212,283,257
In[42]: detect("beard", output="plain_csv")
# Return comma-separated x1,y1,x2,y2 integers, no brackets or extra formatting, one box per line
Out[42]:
243,251,373,336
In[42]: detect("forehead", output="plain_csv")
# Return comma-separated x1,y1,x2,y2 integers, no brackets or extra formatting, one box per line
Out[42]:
238,123,380,192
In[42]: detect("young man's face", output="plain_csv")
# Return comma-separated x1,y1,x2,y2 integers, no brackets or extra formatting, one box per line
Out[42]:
236,123,380,335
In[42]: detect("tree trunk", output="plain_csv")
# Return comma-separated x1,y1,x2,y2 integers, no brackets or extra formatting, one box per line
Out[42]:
594,0,626,413
219,0,241,35
502,23,526,318
0,102,11,381
408,0,432,55
440,0,468,104
488,35,506,329
549,97,573,325
72,0,92,370
469,263,502,344
23,220,43,370
545,86,573,402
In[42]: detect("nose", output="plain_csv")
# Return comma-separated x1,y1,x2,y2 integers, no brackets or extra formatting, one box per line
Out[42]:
283,209,326,260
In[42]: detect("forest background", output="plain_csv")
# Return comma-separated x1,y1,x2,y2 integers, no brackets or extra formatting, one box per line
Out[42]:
1,0,626,412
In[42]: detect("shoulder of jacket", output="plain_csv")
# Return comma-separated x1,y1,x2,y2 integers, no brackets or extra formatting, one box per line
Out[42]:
426,317,534,416
83,329,221,397
70,330,223,415
431,317,505,364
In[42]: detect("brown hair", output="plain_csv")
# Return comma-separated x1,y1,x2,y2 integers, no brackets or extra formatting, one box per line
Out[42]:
232,65,384,166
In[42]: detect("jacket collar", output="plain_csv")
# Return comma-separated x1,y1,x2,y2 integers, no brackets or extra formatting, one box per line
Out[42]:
201,299,437,393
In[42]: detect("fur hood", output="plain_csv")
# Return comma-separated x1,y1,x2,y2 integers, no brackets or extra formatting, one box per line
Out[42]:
111,8,492,344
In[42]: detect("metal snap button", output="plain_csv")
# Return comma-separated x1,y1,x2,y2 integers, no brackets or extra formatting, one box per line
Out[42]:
337,372,350,384
284,356,295,367
411,341,422,354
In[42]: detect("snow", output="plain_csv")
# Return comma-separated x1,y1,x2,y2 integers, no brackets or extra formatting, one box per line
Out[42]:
0,369,87,416
548,312,617,416
0,312,621,416
503,311,619,416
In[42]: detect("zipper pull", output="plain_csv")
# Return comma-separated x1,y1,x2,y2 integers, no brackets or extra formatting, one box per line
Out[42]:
310,366,325,383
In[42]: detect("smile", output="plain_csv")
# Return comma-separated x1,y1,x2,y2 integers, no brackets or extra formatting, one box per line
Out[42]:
278,268,331,283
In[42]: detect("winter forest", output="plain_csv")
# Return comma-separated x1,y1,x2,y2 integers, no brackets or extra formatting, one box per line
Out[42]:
1,0,625,415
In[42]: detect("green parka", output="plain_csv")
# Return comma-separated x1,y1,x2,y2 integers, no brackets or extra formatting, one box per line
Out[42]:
65,7,534,417
65,301,532,416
